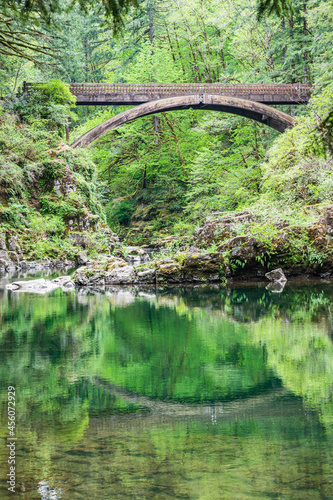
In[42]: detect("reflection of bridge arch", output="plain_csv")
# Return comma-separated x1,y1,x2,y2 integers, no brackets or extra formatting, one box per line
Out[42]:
91,377,286,417
71,94,294,148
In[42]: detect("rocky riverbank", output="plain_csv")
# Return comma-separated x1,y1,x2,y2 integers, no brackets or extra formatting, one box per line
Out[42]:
4,205,333,287
72,206,333,286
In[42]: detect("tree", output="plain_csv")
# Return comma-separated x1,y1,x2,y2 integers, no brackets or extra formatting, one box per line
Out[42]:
0,0,139,64
257,0,293,19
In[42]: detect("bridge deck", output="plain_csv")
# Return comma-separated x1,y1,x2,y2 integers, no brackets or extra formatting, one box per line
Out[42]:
23,82,311,105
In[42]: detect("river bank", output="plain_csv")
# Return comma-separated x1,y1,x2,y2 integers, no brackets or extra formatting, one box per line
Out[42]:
71,206,333,286
3,204,333,287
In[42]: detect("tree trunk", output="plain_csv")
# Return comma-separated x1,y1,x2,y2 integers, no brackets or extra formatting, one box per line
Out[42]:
289,15,295,83
303,3,308,84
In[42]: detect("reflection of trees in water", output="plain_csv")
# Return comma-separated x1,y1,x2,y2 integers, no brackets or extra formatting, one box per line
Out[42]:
0,283,333,443
252,318,333,433
1,284,333,498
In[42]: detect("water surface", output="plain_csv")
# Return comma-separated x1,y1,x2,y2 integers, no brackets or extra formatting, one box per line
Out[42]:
1,276,333,499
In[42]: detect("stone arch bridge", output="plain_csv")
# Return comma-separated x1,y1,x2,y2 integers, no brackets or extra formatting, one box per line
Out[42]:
23,82,311,147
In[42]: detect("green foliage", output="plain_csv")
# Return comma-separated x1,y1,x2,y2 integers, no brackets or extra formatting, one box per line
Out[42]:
307,84,333,156
107,198,136,227
39,194,85,219
261,118,333,206
257,0,293,19
0,109,107,260
42,159,67,180
0,0,139,70
4,80,76,135
37,79,76,106
83,230,109,256
0,200,29,228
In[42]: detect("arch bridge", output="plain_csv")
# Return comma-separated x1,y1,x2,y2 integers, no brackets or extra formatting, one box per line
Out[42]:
23,82,311,147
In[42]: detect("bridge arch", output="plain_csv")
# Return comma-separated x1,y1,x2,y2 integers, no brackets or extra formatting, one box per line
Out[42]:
71,94,294,148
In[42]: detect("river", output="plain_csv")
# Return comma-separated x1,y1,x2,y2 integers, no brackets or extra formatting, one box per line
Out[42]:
0,273,333,499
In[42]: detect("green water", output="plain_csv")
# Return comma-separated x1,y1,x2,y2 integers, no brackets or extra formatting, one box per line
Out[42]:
1,277,333,499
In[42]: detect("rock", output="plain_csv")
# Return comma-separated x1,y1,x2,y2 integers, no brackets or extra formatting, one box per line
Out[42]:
53,167,77,196
134,268,156,284
0,249,10,267
321,206,333,234
7,237,18,252
182,253,224,282
156,262,182,283
0,236,7,251
218,235,257,252
265,268,287,283
230,244,257,260
73,257,138,287
182,253,223,273
106,229,120,253
76,250,89,266
69,232,88,248
154,258,175,266
7,251,20,263
306,224,327,248
194,211,252,247
105,264,135,285
124,246,149,263
188,246,203,253
86,271,106,286
73,266,91,286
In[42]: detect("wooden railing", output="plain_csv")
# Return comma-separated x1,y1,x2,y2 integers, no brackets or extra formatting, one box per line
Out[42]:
22,81,311,97
21,82,312,106
69,82,311,97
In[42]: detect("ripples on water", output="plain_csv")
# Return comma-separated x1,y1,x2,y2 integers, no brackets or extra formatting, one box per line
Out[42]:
0,271,333,499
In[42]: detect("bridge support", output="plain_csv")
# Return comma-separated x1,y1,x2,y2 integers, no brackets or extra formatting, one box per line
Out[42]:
71,94,294,148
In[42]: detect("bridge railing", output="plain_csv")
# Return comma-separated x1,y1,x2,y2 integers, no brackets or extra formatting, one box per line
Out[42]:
69,82,311,97
22,81,311,98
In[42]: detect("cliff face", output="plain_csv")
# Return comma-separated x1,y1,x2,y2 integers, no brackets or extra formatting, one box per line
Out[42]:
0,111,116,269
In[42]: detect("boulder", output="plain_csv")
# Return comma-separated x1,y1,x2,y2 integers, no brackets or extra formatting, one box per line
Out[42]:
230,244,257,261
0,236,7,251
218,235,256,251
105,264,135,285
321,206,333,234
7,251,20,263
7,236,18,252
156,262,183,283
0,249,10,268
306,224,327,248
265,268,287,283
124,246,150,263
182,253,223,273
76,250,89,266
134,268,156,284
182,253,224,282
194,211,252,247
73,266,91,286
106,229,120,253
